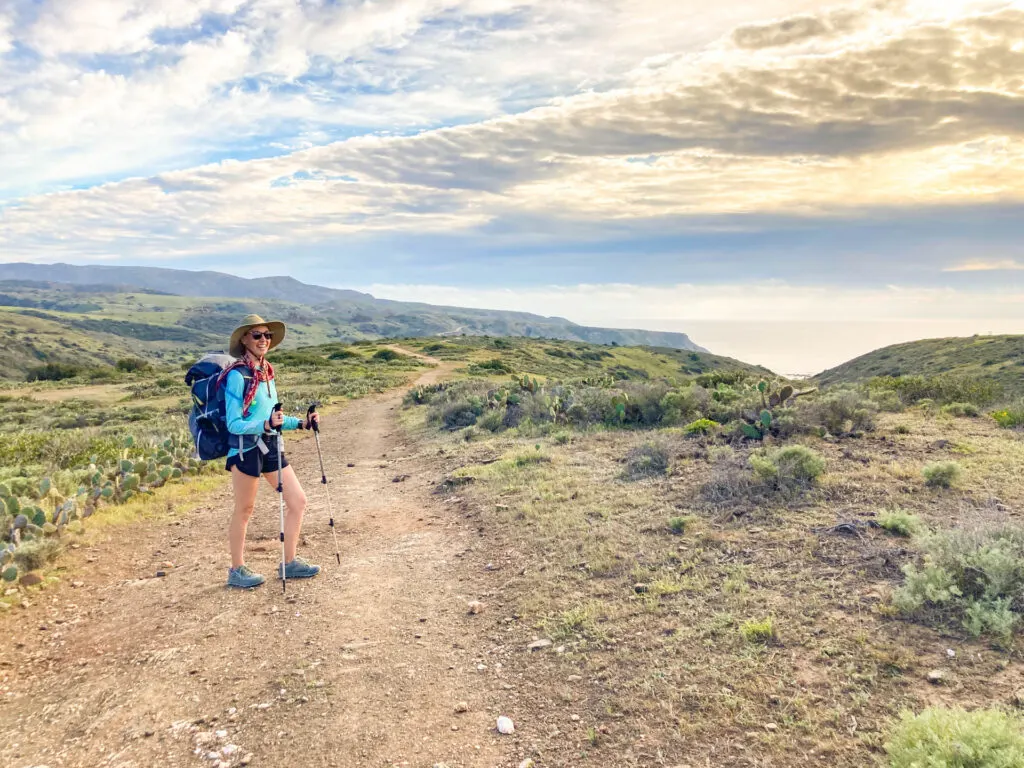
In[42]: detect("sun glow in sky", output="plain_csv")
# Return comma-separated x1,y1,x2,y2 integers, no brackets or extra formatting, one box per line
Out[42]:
1,0,1022,370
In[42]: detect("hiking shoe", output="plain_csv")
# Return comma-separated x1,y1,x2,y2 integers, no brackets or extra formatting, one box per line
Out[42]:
280,556,321,580
227,565,266,589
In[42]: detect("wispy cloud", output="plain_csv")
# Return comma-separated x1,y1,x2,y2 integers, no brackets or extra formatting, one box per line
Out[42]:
3,1,1024,264
944,259,1024,272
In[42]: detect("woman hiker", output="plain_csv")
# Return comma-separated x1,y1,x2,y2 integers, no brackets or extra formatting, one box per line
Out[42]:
221,314,321,589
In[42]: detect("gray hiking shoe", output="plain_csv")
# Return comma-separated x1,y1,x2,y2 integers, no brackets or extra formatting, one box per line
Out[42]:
227,565,266,589
280,556,321,580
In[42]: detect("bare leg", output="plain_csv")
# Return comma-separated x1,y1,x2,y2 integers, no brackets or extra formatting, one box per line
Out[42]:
263,464,307,562
229,466,260,568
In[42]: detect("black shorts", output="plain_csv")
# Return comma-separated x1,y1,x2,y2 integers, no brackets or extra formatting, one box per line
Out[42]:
225,435,289,478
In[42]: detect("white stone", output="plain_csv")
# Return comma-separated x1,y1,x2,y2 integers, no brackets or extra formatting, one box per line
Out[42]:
497,716,515,735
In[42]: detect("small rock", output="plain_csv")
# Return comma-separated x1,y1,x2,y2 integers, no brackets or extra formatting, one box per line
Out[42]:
519,760,536,768
214,730,228,739
946,648,956,659
455,701,469,713
497,716,515,735
222,744,239,756
239,754,254,766
19,572,43,587
484,562,498,571
1012,689,1024,708
567,675,582,682
71,580,84,588
927,669,948,685
392,474,410,483
347,462,355,468
570,714,580,722
527,639,552,652
633,583,649,594
764,723,778,732
156,571,167,578
467,601,485,615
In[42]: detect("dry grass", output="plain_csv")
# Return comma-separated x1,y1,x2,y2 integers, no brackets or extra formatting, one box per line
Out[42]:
414,404,1024,767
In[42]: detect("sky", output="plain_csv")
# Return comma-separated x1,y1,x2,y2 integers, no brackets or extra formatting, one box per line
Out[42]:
1,0,1022,373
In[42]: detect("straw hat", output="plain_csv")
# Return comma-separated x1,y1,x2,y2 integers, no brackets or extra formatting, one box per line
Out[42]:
229,314,286,358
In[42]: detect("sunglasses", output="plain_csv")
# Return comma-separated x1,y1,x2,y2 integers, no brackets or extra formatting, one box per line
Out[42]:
248,330,274,341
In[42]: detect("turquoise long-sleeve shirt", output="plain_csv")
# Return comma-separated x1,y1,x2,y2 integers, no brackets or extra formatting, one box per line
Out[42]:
224,368,300,457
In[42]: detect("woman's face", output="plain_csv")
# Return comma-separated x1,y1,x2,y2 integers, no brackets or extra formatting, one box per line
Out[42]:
242,325,272,358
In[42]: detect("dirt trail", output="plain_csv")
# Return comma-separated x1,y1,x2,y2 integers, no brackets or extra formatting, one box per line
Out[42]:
0,360,519,768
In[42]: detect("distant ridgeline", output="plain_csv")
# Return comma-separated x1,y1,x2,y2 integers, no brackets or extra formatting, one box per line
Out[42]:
0,263,706,380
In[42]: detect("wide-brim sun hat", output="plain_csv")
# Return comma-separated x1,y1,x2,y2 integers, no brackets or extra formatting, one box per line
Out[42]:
229,314,286,358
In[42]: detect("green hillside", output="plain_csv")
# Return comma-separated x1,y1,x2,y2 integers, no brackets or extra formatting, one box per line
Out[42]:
0,282,763,382
816,334,1024,398
411,335,771,380
0,265,706,352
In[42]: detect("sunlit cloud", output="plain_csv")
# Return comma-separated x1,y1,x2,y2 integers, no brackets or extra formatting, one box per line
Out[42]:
0,0,1022,310
943,259,1024,271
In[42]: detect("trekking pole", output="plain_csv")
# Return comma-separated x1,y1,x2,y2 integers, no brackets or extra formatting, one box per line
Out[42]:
274,402,286,593
308,403,341,565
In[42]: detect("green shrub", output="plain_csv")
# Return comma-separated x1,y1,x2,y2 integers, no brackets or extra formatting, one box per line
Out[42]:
26,362,84,381
941,402,981,418
810,389,877,435
893,524,1024,641
886,706,1024,768
683,418,719,436
878,509,924,537
625,442,671,480
660,386,709,424
12,537,62,571
992,400,1024,429
372,348,402,361
740,617,776,644
668,516,693,534
441,400,482,430
468,358,514,375
115,357,151,373
750,445,825,487
923,461,962,489
868,374,1003,407
476,410,504,432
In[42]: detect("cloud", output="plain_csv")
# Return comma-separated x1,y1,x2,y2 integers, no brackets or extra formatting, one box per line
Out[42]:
944,259,1024,271
2,0,1023,271
0,0,849,195
732,14,836,49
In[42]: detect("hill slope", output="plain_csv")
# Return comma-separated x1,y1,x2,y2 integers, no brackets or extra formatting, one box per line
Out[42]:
0,263,705,352
815,334,1024,398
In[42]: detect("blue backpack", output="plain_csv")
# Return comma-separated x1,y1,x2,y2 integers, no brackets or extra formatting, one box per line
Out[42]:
185,354,252,460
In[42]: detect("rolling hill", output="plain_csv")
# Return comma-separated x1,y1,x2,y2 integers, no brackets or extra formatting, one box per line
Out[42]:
0,263,704,352
815,334,1024,398
0,275,710,380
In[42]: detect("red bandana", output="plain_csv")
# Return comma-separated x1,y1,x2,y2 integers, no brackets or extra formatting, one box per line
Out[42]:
218,352,275,417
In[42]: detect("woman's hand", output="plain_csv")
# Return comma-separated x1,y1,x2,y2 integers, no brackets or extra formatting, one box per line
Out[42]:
267,410,285,430
306,412,320,430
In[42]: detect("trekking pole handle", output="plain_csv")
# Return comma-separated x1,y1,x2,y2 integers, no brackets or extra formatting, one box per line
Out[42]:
307,403,320,433
273,402,283,433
